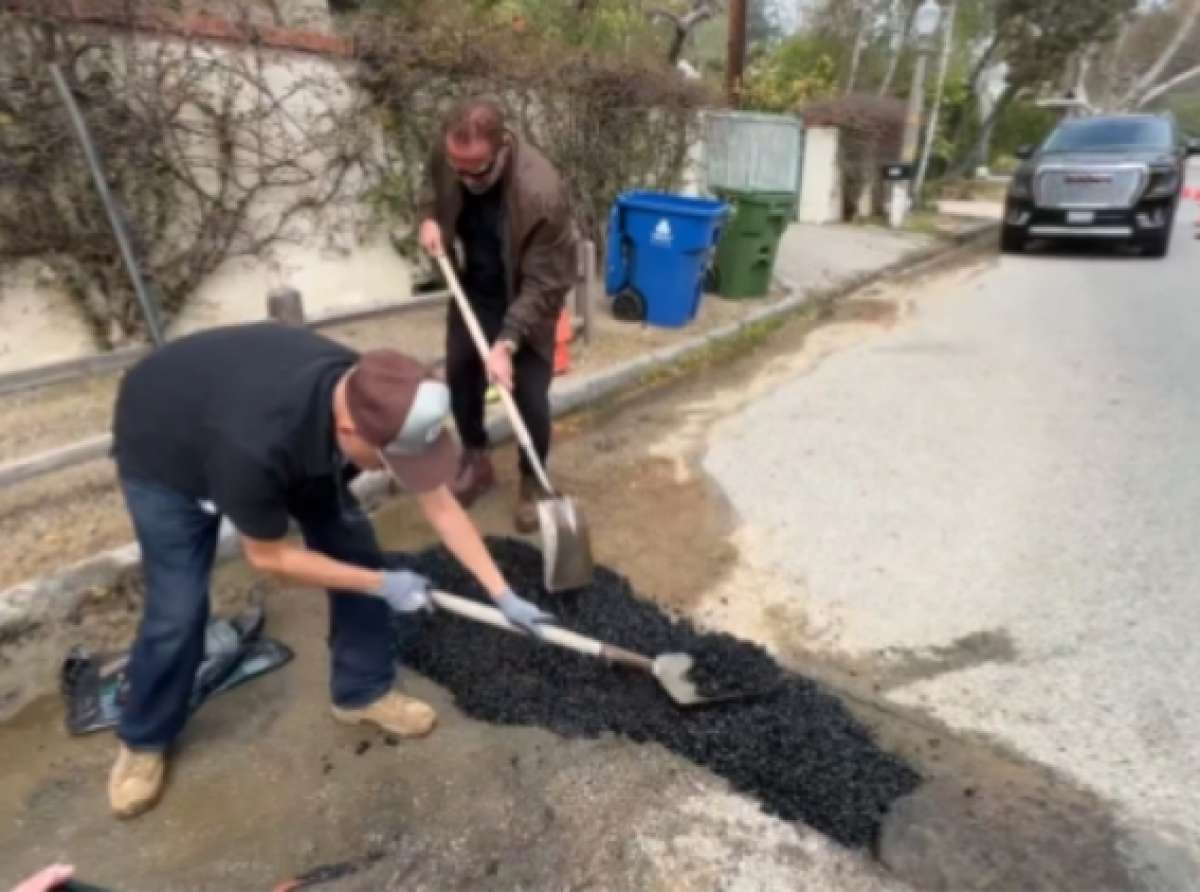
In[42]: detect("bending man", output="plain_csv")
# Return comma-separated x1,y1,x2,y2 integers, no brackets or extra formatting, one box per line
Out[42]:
108,322,553,818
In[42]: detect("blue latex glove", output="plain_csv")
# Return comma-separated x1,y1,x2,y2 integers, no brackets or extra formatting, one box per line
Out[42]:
495,589,555,638
375,570,433,613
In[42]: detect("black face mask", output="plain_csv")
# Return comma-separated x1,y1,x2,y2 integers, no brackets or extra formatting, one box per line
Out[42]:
458,144,510,194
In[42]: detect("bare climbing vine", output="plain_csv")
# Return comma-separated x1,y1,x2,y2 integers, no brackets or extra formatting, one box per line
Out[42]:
0,1,371,346
352,2,712,266
0,1,712,346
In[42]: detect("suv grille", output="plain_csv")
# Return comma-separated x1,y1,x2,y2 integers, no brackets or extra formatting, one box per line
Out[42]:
1033,165,1146,209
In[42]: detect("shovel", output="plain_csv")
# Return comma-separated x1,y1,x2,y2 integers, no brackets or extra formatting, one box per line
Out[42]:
432,590,756,707
435,254,593,593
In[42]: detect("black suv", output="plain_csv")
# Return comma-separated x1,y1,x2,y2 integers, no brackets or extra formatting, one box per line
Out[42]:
1001,113,1200,258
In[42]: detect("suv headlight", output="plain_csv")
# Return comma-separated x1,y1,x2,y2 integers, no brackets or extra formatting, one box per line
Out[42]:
1145,168,1180,199
1009,169,1033,200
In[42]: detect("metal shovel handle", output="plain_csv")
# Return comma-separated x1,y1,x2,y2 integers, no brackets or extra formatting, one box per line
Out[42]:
434,254,556,496
49,63,164,347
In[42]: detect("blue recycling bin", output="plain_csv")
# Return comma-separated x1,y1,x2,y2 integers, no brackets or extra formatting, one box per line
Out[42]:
605,191,729,328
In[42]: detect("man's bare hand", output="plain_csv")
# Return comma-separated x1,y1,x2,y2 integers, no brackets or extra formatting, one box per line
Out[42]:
11,864,75,892
419,219,444,257
486,341,515,391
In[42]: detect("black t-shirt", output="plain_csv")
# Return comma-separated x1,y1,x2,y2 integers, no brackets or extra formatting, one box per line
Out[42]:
113,323,357,541
456,182,507,309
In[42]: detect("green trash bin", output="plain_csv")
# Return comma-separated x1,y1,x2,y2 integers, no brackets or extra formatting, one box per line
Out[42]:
709,189,794,299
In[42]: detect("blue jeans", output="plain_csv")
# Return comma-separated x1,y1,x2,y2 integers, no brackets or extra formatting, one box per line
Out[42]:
118,476,397,750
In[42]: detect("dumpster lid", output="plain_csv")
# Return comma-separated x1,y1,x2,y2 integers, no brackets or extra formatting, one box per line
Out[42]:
711,187,796,203
617,190,728,219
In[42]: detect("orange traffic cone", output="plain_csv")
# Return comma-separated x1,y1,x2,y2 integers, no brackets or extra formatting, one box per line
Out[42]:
554,310,572,375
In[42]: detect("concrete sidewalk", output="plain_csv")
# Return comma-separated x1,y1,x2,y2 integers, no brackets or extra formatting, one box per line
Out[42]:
774,223,936,289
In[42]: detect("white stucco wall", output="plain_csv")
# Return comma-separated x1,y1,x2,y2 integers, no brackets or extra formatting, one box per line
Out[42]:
171,233,412,334
0,29,416,374
797,126,842,225
0,263,97,375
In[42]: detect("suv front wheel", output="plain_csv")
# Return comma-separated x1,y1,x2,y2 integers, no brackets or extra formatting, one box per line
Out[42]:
1000,224,1027,254
1138,224,1172,259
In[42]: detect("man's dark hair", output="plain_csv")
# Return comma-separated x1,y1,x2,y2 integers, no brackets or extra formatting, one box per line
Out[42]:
443,98,507,149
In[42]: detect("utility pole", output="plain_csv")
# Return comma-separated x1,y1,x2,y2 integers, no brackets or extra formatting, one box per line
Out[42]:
726,0,747,106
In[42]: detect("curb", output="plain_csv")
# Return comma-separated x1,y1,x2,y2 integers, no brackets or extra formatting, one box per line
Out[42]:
0,221,998,640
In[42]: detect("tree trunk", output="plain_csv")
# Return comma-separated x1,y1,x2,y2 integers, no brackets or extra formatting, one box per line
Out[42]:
1073,44,1097,110
878,0,916,96
965,32,1001,99
952,83,1016,179
946,36,999,173
914,0,957,202
845,5,870,94
1096,17,1135,111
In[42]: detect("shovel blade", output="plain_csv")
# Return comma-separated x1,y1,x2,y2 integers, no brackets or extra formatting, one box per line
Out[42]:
652,652,781,708
652,653,705,706
536,495,594,593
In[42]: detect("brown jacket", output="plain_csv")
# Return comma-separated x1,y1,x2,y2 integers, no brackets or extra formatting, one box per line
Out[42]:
418,131,577,361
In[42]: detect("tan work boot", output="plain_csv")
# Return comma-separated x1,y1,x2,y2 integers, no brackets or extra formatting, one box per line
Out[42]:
450,449,495,508
331,690,437,738
108,744,166,819
515,475,543,535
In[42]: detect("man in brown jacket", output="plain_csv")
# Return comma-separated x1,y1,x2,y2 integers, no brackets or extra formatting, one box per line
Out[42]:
418,98,577,533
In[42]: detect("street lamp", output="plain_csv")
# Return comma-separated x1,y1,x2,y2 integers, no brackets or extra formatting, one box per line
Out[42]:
913,0,943,51
889,0,943,228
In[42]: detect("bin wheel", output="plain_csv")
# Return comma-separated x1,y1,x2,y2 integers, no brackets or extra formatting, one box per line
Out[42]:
611,288,646,323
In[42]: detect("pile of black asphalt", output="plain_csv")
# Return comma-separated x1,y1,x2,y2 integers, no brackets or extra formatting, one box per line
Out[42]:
393,538,919,850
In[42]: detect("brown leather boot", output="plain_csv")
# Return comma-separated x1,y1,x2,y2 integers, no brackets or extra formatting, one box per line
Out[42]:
515,475,543,535
450,449,495,507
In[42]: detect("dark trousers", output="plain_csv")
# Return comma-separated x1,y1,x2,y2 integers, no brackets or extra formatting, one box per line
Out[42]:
445,304,553,477
117,476,398,751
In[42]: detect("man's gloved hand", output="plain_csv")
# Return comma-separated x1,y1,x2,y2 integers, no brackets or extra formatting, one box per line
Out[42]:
495,589,555,637
375,570,434,613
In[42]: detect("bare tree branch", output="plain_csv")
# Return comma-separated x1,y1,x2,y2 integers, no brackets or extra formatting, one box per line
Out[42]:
0,1,369,345
648,1,717,65
1135,62,1200,107
1119,0,1200,108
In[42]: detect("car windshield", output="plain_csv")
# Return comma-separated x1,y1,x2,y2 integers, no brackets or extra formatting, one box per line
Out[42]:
1041,118,1173,154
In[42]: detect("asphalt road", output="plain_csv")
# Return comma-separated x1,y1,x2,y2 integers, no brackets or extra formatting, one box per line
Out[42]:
705,167,1200,877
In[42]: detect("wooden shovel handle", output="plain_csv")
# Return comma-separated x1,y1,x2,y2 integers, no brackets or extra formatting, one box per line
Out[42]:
434,254,556,496
430,591,653,672
431,591,599,655
597,643,655,673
